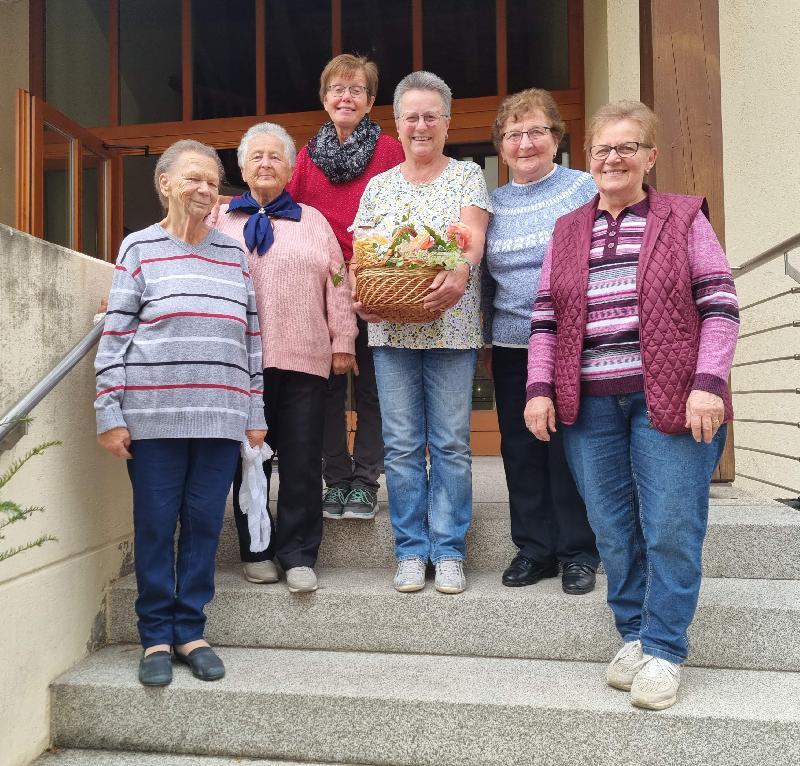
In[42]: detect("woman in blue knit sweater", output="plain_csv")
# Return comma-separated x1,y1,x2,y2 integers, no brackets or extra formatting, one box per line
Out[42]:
481,89,599,594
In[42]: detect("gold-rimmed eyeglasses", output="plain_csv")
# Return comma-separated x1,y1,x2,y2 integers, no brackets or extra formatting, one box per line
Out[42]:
326,84,369,98
502,126,553,144
400,112,448,127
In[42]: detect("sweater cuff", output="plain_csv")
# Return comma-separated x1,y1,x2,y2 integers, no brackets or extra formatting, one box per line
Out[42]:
96,405,127,435
331,335,356,355
692,373,729,398
248,402,268,431
526,382,554,402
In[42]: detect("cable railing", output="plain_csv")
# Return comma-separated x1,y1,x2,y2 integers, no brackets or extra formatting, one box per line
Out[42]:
0,318,105,452
731,232,800,497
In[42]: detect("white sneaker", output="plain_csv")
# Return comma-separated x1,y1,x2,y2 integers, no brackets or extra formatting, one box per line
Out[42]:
242,560,279,584
630,656,682,710
393,558,426,592
285,566,318,593
607,640,645,691
435,559,466,594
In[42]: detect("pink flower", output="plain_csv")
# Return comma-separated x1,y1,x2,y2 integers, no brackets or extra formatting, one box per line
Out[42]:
410,232,435,252
446,221,472,250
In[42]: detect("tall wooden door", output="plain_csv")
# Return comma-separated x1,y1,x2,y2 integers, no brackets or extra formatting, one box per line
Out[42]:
16,90,122,262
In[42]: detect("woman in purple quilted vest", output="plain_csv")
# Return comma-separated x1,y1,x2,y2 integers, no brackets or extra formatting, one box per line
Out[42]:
523,101,739,711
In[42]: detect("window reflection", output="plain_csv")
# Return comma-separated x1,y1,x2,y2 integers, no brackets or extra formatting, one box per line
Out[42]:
507,0,570,93
120,0,182,124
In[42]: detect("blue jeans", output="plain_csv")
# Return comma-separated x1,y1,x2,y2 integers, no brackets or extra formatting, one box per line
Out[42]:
372,347,477,563
561,392,726,664
127,438,240,648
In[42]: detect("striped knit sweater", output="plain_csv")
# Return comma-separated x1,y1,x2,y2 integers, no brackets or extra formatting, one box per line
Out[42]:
528,200,739,398
94,224,267,440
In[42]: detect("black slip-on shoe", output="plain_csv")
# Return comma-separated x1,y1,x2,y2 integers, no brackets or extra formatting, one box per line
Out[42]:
501,554,559,587
138,651,173,686
174,646,225,681
561,561,597,595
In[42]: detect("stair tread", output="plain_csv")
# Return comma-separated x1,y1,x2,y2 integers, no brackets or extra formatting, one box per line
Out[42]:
54,644,800,720
36,751,355,766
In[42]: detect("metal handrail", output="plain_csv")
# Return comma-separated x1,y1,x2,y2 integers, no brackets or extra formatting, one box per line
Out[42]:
0,319,104,450
733,231,800,278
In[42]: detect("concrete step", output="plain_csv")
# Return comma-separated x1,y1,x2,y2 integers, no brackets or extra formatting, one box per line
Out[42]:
109,566,800,672
216,495,800,579
36,751,357,766
51,645,800,766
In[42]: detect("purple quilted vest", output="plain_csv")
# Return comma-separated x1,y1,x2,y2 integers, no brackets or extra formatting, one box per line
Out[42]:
549,187,733,434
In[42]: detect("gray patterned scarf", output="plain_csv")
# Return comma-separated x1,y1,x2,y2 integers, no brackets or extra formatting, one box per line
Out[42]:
307,115,381,184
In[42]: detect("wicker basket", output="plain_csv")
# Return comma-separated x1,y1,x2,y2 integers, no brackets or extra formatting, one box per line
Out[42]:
354,253,444,323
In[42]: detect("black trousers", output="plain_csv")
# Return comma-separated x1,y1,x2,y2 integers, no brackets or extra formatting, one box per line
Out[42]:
322,316,383,492
492,346,599,566
233,367,327,569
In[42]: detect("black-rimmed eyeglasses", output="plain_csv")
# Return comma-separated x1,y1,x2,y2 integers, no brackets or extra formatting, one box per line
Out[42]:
589,141,653,160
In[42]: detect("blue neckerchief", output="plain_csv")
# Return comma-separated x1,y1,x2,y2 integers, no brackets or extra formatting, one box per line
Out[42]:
226,190,302,255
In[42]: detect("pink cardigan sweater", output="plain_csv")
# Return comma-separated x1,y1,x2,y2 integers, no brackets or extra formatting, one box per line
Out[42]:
209,202,357,379
286,133,404,261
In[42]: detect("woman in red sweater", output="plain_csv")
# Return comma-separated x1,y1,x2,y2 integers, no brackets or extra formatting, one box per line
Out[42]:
286,54,404,522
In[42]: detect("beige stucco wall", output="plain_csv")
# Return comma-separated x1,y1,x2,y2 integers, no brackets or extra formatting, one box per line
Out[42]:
0,225,133,766
0,0,29,227
719,0,800,498
584,0,640,127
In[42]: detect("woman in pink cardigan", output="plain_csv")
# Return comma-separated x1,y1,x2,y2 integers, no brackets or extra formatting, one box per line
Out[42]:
286,54,404,522
524,101,739,711
209,122,357,595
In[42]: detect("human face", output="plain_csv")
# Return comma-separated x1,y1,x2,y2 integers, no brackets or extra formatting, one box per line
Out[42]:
323,71,375,141
499,109,560,184
589,118,657,207
159,152,220,220
396,89,450,163
241,133,293,205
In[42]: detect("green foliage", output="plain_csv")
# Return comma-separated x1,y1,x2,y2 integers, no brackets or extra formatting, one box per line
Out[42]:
0,438,61,563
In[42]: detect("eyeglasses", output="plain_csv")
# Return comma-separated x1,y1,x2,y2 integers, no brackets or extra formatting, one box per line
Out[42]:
502,126,553,144
400,112,448,127
326,84,369,98
589,141,653,160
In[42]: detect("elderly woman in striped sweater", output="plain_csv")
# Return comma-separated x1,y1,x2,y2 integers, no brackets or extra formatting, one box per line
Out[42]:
95,140,267,687
524,101,739,710
209,122,357,596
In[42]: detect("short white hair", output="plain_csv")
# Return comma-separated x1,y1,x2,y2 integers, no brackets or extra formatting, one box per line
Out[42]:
237,122,296,169
393,71,452,119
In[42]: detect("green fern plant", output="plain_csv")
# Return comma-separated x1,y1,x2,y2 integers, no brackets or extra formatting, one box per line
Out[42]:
0,438,61,563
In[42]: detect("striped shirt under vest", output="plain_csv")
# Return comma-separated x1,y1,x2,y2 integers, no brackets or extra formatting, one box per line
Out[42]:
94,224,267,441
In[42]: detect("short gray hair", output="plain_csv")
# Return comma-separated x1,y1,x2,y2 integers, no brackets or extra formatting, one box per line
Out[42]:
237,122,297,169
153,140,224,210
393,71,452,119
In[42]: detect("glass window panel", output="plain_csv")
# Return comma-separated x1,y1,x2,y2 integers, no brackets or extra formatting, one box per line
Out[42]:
193,0,256,120
265,0,332,114
45,0,109,126
123,154,162,237
507,0,570,93
120,0,182,124
82,147,106,259
217,149,247,198
422,0,496,99
341,0,412,106
43,124,72,249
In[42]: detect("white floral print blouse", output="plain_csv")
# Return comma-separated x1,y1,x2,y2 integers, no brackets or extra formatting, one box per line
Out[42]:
353,158,492,350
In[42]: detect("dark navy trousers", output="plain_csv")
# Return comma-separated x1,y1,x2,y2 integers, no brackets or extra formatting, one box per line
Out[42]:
127,438,240,648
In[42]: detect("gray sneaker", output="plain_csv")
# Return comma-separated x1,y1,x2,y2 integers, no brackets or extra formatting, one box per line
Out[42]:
286,566,318,593
322,486,348,519
393,558,426,592
242,560,279,584
342,486,378,519
435,559,466,594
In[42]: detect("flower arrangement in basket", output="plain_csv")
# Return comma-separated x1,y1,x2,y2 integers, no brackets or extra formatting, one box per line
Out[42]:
352,216,472,323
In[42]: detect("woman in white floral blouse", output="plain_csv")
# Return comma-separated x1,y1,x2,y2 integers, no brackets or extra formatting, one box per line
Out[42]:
353,70,492,595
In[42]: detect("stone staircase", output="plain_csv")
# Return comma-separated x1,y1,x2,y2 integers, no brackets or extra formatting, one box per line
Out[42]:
39,459,800,766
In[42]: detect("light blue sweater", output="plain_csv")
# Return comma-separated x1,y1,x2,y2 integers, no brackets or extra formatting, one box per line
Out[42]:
481,164,596,346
